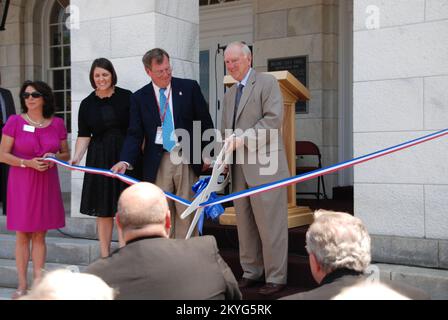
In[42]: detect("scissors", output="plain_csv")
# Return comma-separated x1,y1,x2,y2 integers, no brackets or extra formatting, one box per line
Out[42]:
180,137,233,239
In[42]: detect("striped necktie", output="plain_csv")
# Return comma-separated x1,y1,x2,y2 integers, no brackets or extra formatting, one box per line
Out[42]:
232,83,244,130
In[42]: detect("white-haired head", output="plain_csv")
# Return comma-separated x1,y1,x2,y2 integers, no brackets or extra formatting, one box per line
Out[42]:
223,41,252,82
21,269,115,300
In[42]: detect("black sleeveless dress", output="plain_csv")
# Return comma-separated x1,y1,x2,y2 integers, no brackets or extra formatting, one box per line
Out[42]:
78,87,135,217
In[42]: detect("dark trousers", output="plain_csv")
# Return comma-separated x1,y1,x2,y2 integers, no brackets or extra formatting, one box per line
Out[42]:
0,163,7,215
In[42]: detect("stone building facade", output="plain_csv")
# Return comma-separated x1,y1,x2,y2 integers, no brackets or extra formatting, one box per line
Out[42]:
1,0,447,274
353,0,448,270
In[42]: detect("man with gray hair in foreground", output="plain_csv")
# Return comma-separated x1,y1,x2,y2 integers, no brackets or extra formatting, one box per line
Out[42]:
86,182,241,300
281,210,428,300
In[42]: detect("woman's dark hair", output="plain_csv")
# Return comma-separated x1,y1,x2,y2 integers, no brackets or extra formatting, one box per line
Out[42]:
89,58,118,89
19,80,55,119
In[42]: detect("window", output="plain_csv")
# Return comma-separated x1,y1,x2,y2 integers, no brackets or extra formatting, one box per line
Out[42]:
199,0,239,6
49,0,71,132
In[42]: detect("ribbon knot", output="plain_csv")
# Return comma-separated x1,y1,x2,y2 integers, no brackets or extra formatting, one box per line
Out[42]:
192,177,225,235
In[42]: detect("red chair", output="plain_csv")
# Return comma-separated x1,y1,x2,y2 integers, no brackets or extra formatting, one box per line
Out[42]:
295,141,327,200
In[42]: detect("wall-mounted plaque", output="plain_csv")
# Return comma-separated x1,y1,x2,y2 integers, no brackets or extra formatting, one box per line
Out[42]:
268,56,308,113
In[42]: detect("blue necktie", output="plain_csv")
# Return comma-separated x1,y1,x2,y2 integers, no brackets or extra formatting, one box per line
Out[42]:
160,88,175,152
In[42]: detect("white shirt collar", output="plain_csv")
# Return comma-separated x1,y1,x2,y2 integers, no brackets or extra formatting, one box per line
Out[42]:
152,82,171,96
238,68,252,87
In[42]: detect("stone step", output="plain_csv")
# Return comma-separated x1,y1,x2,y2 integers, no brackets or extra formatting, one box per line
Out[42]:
0,234,110,266
0,287,15,300
0,216,119,241
377,263,448,300
0,258,87,289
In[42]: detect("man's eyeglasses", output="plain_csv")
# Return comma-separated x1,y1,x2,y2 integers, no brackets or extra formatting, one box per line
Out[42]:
152,67,172,77
22,92,43,99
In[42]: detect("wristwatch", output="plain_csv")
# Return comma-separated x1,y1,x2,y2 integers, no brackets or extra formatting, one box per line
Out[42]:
20,159,26,168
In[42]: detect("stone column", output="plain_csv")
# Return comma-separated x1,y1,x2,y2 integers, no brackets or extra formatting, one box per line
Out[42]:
0,0,25,108
353,1,448,266
252,0,339,198
70,0,199,217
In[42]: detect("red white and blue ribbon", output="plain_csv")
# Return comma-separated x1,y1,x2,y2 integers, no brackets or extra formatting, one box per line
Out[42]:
44,159,191,207
45,128,448,209
198,128,448,208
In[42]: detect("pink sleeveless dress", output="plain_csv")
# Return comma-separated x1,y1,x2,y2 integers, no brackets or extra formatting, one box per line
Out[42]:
2,115,66,232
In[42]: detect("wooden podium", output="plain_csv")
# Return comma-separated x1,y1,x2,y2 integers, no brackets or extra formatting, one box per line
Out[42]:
219,71,314,228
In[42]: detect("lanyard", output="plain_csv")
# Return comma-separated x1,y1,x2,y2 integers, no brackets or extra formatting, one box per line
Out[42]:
154,87,172,124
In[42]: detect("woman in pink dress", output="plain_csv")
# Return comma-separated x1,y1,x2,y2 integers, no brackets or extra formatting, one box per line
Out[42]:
0,80,69,299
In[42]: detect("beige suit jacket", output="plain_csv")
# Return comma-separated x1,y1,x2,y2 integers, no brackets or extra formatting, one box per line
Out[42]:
221,70,290,187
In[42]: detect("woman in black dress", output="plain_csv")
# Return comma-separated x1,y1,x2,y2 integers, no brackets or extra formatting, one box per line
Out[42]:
71,58,132,257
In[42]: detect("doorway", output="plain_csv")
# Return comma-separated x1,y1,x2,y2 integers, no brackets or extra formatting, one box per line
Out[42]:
199,0,253,128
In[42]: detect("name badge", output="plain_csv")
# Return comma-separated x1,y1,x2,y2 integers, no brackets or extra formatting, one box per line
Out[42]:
23,124,35,133
155,126,163,145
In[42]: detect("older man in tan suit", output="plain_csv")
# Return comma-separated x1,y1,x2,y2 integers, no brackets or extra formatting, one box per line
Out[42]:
222,42,290,295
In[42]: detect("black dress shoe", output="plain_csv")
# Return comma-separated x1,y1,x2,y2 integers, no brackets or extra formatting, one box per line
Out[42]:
258,282,286,295
238,277,262,288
